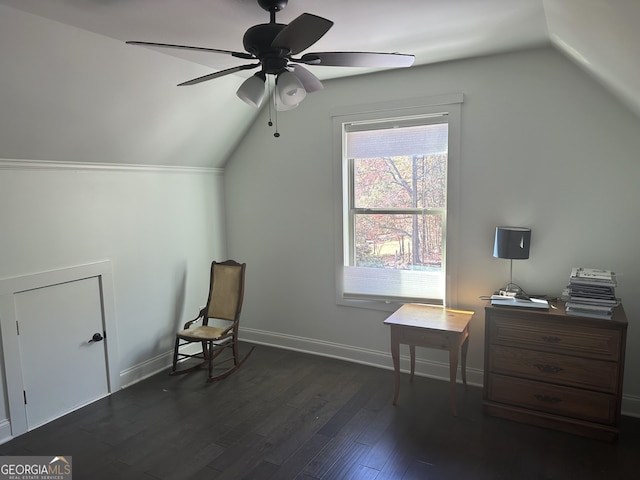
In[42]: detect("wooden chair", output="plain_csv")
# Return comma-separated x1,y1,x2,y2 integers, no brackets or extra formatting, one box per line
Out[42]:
171,260,254,382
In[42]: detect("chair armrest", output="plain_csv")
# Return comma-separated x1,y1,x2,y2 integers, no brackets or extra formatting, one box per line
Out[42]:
219,322,237,338
182,307,207,329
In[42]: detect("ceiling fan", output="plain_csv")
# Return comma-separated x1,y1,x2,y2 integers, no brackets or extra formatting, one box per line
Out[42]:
127,0,415,114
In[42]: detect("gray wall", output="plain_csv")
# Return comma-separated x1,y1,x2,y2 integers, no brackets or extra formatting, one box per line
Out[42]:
224,47,640,416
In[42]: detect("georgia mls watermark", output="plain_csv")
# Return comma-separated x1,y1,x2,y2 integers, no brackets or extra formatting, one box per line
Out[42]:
0,456,72,480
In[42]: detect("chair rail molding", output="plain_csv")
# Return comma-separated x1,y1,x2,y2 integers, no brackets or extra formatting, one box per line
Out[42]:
0,158,223,175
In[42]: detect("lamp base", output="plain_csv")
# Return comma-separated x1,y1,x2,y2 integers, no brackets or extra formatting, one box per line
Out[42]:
499,260,522,296
498,285,531,301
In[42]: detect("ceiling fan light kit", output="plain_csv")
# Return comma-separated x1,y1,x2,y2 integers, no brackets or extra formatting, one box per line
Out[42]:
126,0,414,136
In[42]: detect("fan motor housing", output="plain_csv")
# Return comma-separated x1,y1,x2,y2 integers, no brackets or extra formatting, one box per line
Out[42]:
243,23,290,73
258,0,288,12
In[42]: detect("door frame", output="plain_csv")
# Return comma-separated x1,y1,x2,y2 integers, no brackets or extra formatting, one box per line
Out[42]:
0,260,120,437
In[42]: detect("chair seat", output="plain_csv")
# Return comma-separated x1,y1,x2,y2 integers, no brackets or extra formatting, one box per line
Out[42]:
177,325,231,341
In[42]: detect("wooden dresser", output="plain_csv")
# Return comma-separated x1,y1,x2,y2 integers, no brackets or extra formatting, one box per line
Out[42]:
483,302,627,441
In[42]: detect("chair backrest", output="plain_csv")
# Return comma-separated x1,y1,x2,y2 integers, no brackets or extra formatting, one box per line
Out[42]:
205,260,246,322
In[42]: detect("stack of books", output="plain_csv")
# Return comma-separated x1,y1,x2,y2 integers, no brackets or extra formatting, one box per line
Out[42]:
565,267,619,319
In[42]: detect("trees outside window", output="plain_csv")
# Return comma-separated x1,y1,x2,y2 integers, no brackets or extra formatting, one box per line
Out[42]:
353,153,446,270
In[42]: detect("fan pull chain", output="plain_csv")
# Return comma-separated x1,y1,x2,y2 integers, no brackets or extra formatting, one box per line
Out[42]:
273,107,280,138
267,76,273,127
267,77,280,138
266,76,280,137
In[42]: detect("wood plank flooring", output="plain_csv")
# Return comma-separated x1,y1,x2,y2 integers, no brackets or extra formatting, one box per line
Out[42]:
1,344,639,479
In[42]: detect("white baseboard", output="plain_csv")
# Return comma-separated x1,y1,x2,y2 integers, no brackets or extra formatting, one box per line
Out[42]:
119,351,173,389
239,327,485,387
622,395,640,418
0,419,12,445
118,344,203,389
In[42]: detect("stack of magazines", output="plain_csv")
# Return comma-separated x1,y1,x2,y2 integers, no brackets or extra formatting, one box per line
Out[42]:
565,267,619,319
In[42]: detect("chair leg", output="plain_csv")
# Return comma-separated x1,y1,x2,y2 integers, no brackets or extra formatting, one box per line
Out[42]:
171,337,254,383
232,337,239,366
170,338,207,376
172,336,180,373
207,340,214,380
206,344,256,383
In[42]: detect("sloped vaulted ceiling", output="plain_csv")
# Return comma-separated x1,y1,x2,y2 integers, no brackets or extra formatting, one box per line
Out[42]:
542,0,640,119
0,0,638,168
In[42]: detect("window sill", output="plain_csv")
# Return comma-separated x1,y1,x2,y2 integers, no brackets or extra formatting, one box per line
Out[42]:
337,296,443,312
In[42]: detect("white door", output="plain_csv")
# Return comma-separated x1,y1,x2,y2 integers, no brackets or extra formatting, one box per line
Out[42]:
14,276,109,429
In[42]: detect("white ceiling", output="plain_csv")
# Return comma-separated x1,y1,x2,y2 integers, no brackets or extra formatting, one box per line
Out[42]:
0,0,638,167
2,0,638,108
0,0,551,80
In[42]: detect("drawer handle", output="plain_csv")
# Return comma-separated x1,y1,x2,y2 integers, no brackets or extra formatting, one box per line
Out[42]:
534,394,562,404
534,364,564,374
541,336,561,343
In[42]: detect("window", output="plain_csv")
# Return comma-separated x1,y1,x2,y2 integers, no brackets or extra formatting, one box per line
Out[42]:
333,94,463,308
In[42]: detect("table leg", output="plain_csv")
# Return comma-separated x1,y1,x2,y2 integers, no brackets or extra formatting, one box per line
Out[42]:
449,345,459,416
390,329,400,405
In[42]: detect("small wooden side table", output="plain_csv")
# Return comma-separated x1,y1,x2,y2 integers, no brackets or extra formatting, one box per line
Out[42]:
384,303,474,415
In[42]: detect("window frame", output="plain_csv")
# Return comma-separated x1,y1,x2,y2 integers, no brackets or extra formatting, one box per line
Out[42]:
332,94,463,311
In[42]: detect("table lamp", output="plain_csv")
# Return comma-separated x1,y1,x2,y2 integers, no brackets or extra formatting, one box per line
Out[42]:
493,226,531,294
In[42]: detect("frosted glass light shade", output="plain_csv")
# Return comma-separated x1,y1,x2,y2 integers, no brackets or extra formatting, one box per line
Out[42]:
236,73,266,108
276,71,306,106
274,85,299,111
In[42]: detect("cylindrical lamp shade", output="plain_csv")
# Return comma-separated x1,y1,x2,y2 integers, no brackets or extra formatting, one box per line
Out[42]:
493,227,531,259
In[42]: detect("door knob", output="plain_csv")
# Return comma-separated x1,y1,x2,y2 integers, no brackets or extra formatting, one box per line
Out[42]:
88,332,104,343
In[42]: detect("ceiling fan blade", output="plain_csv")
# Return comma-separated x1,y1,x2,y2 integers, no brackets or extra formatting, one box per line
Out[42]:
271,13,334,55
299,52,415,68
126,41,255,60
178,63,260,86
290,65,323,93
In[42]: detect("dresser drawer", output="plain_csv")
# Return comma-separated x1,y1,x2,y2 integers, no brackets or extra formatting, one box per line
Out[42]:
489,314,621,360
489,345,619,393
487,374,616,424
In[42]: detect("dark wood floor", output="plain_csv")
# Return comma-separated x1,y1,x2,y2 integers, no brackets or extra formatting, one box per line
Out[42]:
2,344,639,479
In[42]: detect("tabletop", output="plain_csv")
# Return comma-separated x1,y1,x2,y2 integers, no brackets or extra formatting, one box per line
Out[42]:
383,303,474,333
